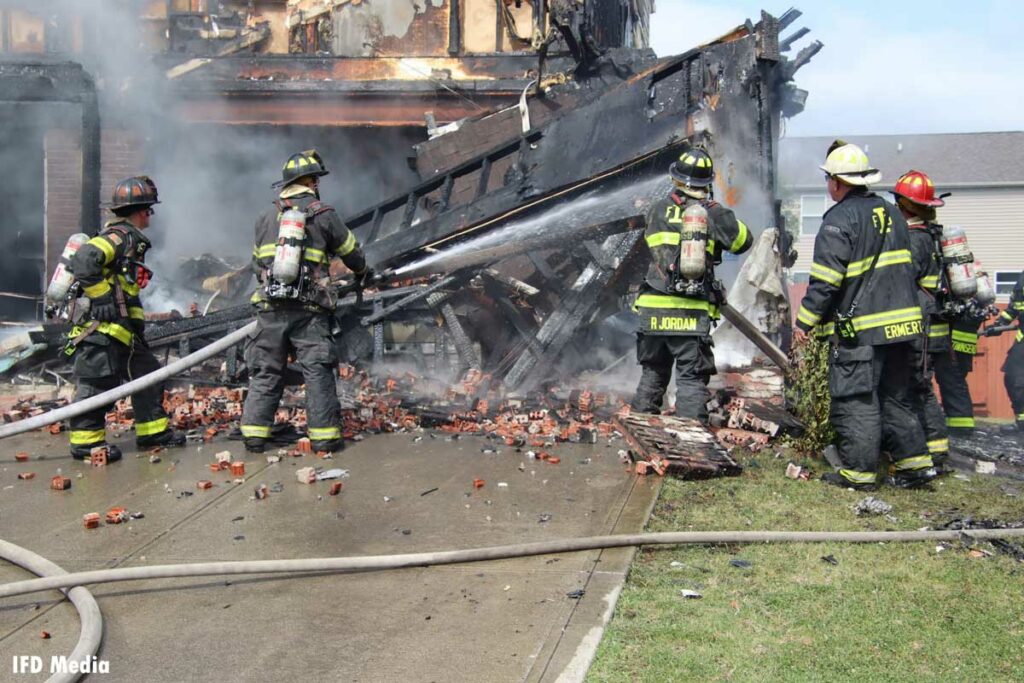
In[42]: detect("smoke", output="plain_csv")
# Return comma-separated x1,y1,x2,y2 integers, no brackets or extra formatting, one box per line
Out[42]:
3,1,425,314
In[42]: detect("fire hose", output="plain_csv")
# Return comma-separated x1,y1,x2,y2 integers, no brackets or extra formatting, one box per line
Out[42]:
0,540,102,683
3,528,1024,600
0,321,257,441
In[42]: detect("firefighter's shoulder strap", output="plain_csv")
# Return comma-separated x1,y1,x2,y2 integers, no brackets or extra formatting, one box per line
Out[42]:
841,202,889,318
275,198,331,219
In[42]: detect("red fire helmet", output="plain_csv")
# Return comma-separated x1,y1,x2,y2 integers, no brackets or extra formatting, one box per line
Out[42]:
892,169,945,207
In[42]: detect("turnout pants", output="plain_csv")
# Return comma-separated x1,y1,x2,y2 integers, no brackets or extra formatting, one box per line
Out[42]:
1003,341,1024,429
910,345,949,465
68,334,172,453
933,349,975,432
630,333,715,423
829,342,932,486
241,307,341,449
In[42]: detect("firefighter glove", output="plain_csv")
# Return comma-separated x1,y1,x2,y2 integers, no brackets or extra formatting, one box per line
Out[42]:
90,292,120,322
357,267,376,288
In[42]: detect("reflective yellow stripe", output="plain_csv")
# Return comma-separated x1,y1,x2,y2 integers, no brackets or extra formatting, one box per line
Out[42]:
894,454,933,471
336,231,357,256
946,417,975,428
254,244,276,258
1014,302,1024,310
128,306,145,320
69,428,106,445
951,330,977,344
810,262,844,287
797,305,821,327
1018,330,1023,343
729,221,749,253
918,275,939,289
135,417,169,436
927,438,949,454
839,469,877,484
1017,413,1024,420
705,238,717,256
303,248,327,264
87,236,116,264
87,322,132,345
117,275,140,297
1000,310,1014,321
928,323,950,338
308,426,341,440
849,306,921,332
82,280,111,297
241,425,272,438
634,293,719,316
846,249,912,278
645,231,682,248
250,291,261,304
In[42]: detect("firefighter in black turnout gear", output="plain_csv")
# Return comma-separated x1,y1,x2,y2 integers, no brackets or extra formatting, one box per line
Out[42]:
996,272,1024,431
893,170,950,468
630,147,754,422
794,143,935,490
66,177,186,461
240,150,369,453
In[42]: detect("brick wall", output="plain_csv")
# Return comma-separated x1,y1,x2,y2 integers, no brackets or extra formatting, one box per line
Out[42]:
43,128,144,282
99,129,145,213
44,128,83,278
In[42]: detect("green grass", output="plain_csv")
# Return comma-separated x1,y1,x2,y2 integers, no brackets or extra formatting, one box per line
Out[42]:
587,453,1024,682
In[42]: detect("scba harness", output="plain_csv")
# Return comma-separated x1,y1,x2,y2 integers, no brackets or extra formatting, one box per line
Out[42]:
262,198,332,303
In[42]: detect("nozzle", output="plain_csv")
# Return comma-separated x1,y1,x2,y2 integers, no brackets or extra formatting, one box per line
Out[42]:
369,268,395,286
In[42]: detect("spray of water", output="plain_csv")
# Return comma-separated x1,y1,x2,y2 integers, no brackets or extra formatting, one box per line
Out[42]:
395,176,671,277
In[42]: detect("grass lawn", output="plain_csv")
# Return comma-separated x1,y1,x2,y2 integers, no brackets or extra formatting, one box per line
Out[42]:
587,452,1024,682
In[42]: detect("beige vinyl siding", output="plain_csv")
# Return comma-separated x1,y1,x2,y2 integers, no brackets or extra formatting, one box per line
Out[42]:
937,187,1024,298
787,186,1024,292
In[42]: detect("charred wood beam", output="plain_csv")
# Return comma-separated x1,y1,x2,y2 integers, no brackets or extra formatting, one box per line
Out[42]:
437,302,479,371
480,273,543,359
360,275,460,326
504,230,641,390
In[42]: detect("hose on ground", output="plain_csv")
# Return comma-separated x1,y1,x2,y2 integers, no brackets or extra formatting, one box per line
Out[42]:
3,528,1023,600
0,539,103,683
0,321,257,441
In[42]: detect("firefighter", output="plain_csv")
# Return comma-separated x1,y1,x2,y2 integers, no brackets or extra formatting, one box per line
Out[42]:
891,169,950,468
935,301,989,436
793,142,935,490
66,176,186,461
240,150,370,454
630,146,754,423
996,272,1024,431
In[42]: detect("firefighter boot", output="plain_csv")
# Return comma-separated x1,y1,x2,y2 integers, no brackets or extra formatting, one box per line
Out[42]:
70,443,123,463
889,467,939,489
311,438,344,454
137,429,187,450
244,438,267,453
821,471,878,491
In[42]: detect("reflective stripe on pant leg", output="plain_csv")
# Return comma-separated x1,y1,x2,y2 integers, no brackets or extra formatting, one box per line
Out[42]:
241,311,290,431
839,469,878,484
135,417,169,437
671,336,712,423
69,428,106,445
308,427,341,441
894,454,934,471
241,425,272,438
879,343,930,466
927,438,949,455
945,416,975,428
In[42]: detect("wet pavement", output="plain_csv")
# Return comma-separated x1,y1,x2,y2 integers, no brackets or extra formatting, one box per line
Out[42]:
0,427,660,682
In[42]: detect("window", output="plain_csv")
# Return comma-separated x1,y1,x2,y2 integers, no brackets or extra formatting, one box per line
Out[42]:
800,195,830,236
995,271,1021,296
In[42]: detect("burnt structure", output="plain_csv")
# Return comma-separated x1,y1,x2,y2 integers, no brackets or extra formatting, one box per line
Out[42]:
1,4,819,396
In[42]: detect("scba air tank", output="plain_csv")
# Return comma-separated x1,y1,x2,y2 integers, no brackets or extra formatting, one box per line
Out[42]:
974,262,996,305
45,233,89,305
272,208,306,285
940,225,977,299
678,203,708,280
